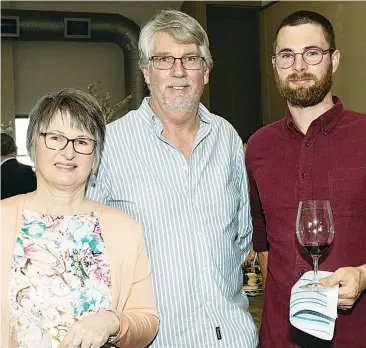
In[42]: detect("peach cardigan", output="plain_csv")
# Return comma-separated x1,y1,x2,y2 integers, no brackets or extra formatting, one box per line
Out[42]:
1,194,159,347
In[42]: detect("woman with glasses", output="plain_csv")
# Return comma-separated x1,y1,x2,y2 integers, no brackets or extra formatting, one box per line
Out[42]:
1,88,159,348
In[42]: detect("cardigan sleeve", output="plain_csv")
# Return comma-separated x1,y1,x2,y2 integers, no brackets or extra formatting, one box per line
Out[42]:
110,234,159,347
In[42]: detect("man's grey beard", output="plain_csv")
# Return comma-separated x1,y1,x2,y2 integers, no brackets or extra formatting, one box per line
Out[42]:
166,100,194,110
147,81,201,110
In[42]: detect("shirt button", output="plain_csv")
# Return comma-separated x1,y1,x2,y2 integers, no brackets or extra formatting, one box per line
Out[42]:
305,142,310,148
302,172,307,178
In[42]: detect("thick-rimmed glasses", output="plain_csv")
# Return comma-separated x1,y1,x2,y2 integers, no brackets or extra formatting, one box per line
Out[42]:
149,55,205,70
40,132,96,155
273,47,334,69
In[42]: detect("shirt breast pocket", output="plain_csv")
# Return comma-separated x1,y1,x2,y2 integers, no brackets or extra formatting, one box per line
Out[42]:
328,167,366,216
201,164,240,226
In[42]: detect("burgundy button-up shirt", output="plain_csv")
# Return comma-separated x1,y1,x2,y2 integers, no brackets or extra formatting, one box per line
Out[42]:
246,97,366,347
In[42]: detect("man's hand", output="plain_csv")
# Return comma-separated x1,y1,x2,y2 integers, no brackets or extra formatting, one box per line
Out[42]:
243,247,256,268
320,265,366,310
61,310,120,348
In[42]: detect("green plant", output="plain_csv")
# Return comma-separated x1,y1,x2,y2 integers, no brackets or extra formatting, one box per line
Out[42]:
0,120,13,133
86,82,132,124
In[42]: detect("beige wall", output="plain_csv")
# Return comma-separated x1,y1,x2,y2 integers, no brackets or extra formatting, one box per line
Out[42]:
1,1,183,125
260,1,366,125
1,40,16,135
13,41,125,115
1,1,15,134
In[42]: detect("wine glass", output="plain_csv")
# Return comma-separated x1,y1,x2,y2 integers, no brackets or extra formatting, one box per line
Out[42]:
296,200,335,290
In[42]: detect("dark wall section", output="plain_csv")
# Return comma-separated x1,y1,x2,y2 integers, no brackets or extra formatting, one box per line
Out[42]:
207,5,262,140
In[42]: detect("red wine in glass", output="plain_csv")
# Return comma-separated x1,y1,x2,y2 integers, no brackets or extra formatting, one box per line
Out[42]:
303,244,330,257
296,200,335,290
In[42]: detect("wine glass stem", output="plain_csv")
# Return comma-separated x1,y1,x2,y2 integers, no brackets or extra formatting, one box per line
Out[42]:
313,257,320,282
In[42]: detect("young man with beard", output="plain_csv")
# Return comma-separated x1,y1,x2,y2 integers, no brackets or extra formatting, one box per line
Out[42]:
246,10,366,347
87,9,258,348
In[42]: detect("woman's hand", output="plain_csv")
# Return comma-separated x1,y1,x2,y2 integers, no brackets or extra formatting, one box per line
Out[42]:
61,310,120,348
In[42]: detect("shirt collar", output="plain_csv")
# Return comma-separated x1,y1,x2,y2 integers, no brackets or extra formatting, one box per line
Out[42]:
1,156,16,166
285,96,345,134
139,97,212,132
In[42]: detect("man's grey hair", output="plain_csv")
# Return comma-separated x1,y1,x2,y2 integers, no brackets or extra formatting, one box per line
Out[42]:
26,88,105,175
138,9,213,71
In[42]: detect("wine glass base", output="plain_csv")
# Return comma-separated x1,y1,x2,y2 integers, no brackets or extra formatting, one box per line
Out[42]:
300,282,335,292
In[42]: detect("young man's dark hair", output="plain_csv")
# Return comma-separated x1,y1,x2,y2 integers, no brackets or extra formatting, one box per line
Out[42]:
1,133,17,156
273,10,336,52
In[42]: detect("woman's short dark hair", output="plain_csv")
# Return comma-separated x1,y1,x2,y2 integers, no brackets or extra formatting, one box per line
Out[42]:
273,10,336,52
26,88,105,175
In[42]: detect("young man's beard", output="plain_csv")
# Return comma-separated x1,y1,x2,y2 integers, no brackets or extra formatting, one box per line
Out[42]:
275,63,333,108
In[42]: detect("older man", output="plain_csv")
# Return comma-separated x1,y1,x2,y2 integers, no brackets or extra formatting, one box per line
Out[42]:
246,10,366,347
87,9,258,348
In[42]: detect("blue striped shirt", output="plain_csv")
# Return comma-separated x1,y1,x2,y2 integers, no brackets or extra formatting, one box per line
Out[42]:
86,98,258,347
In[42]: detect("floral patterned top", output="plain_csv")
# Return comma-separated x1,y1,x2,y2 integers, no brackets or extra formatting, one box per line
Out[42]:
9,210,112,348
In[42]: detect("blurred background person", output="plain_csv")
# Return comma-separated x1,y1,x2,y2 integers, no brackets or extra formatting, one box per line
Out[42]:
1,132,36,199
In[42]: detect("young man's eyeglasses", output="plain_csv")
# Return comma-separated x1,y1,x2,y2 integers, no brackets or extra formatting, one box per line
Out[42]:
149,55,206,70
273,47,334,69
40,132,97,155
